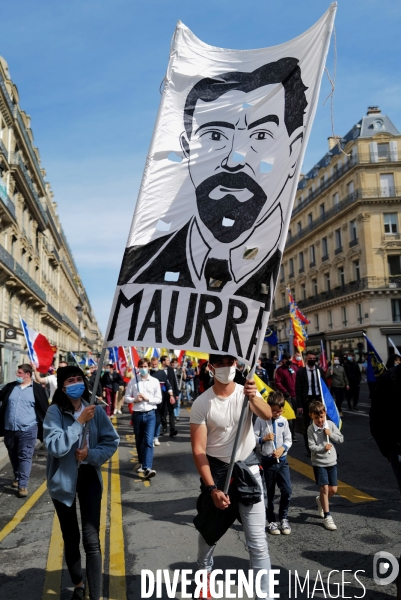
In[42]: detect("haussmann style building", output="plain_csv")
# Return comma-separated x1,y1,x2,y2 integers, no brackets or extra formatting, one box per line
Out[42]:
0,56,102,382
270,106,401,362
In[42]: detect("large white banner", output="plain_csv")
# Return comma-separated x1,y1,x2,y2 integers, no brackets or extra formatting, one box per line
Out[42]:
105,4,336,364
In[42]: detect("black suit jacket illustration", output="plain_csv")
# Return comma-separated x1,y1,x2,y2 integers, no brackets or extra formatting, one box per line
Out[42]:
117,220,281,306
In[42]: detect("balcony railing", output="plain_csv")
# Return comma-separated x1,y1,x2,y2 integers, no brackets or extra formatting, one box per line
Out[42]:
62,313,79,335
349,238,359,248
46,302,62,323
309,261,316,268
14,107,46,191
0,185,16,219
45,207,63,246
272,276,401,317
0,243,46,302
0,75,14,113
321,254,329,262
335,246,343,255
287,187,401,249
0,139,8,161
295,151,400,216
299,266,305,273
12,153,48,225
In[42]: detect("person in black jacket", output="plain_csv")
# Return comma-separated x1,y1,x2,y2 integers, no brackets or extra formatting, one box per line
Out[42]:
343,353,362,411
100,364,124,417
0,363,48,497
295,351,326,455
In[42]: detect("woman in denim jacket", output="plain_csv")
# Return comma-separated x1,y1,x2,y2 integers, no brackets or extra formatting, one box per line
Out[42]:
43,366,119,600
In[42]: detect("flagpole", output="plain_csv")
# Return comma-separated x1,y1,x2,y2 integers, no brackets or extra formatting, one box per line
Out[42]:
316,368,331,454
79,346,107,450
223,307,272,495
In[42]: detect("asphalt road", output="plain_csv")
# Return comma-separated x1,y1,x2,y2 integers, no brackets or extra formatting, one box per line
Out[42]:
0,383,400,600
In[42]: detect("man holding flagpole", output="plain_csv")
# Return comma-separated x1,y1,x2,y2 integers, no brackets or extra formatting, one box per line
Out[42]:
190,353,273,599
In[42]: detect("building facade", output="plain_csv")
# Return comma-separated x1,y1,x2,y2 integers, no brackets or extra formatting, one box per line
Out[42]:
270,107,401,361
0,56,102,383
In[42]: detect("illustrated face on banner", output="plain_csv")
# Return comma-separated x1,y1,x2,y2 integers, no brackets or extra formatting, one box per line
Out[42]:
181,82,302,246
107,4,337,362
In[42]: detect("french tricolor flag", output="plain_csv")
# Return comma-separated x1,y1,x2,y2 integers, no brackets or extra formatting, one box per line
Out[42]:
20,317,55,373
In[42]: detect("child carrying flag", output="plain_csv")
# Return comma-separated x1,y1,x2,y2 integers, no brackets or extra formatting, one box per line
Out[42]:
254,391,293,535
307,400,344,531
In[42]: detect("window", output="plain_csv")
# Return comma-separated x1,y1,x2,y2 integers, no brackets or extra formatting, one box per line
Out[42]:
312,278,318,296
388,255,401,276
297,221,302,234
309,244,316,266
384,213,398,234
347,181,354,195
322,237,328,259
349,219,357,244
319,203,325,217
357,303,363,325
392,299,401,322
281,292,286,308
289,258,294,277
335,228,342,252
328,310,333,330
288,228,292,239
280,264,285,282
377,142,390,159
315,314,319,332
333,192,339,206
354,260,360,281
320,177,325,188
308,213,313,226
301,283,306,300
338,266,345,287
380,173,395,197
324,272,331,292
299,251,304,272
342,306,348,327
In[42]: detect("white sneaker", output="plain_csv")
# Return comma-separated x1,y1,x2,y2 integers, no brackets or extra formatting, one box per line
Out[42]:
143,468,156,478
316,495,324,518
154,438,160,446
267,522,281,535
113,409,117,415
324,515,337,530
280,519,291,535
136,466,144,473
117,410,122,414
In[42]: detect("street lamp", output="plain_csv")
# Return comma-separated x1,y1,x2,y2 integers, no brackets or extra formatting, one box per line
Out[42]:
75,303,83,355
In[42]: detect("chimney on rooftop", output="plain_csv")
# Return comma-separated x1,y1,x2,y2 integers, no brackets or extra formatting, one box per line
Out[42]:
328,135,341,150
367,106,381,115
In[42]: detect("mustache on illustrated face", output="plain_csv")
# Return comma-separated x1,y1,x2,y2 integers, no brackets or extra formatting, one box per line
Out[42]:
195,171,267,243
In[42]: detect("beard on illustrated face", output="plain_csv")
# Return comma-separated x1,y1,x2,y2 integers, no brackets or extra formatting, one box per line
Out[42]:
180,84,304,251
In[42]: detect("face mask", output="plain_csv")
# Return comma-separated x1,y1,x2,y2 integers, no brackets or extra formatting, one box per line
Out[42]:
140,368,148,376
16,376,24,384
347,356,353,361
213,365,236,384
307,360,315,367
334,359,339,365
65,382,85,399
295,356,302,362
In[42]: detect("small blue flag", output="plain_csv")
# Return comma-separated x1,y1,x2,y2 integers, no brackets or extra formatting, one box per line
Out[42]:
364,334,385,382
264,327,278,346
319,376,341,429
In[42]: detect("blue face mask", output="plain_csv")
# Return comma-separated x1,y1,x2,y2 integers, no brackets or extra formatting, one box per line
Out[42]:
65,382,85,398
16,376,24,384
140,368,148,376
347,356,353,361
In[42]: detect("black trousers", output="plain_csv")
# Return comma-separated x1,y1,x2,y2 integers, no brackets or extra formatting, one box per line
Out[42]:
331,387,345,412
53,464,102,600
346,383,360,408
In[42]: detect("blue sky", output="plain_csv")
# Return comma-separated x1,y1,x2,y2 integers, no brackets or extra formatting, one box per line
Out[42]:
2,0,400,332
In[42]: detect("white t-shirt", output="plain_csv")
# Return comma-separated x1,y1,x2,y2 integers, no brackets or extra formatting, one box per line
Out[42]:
45,374,58,400
73,405,90,464
190,383,256,464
